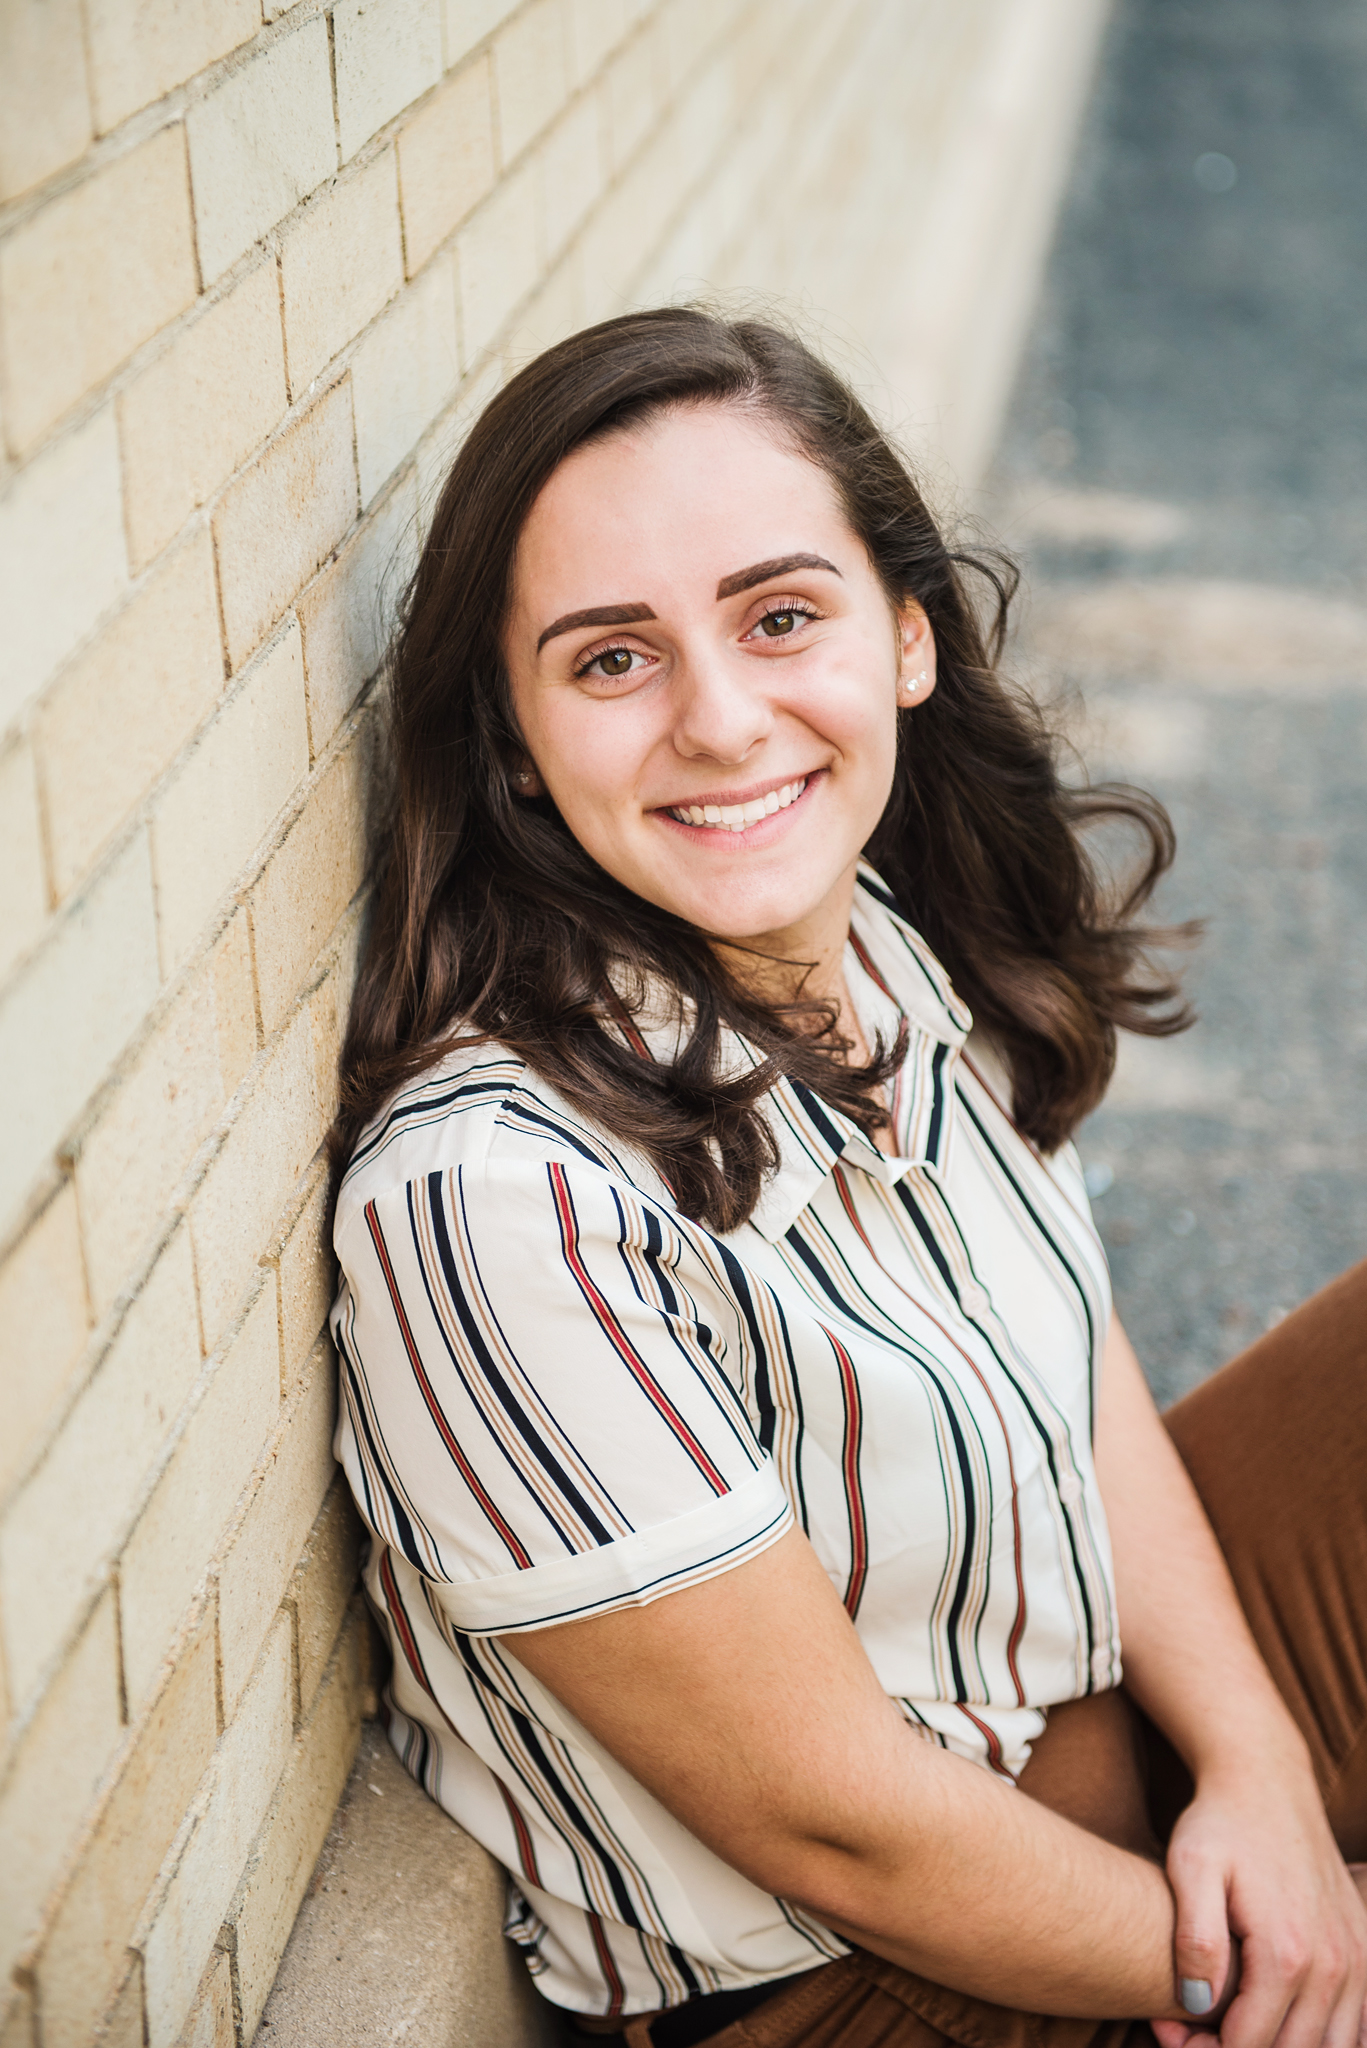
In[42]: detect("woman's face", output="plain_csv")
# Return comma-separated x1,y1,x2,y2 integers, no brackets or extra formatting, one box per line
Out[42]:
503,405,935,965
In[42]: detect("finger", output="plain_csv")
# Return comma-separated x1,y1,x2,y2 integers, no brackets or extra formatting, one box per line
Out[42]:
1218,1941,1313,2048
1168,1848,1235,2022
1152,2025,1215,2048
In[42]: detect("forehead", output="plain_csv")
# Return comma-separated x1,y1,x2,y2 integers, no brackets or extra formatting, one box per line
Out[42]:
511,406,850,603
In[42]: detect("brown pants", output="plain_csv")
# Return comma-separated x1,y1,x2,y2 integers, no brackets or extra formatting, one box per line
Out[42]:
624,1259,1367,2048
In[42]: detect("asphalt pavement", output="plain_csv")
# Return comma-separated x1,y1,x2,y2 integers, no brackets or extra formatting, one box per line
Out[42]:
983,0,1367,1404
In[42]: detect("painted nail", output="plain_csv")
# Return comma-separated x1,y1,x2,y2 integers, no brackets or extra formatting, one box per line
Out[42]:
1181,1979,1214,2016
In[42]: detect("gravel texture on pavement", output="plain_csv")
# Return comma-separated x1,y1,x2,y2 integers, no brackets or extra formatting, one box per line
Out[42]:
983,0,1367,1405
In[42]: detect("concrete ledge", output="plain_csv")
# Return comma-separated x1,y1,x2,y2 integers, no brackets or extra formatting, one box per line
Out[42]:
258,1723,568,2047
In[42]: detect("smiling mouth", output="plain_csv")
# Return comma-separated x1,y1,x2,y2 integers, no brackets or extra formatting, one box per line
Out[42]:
664,777,809,833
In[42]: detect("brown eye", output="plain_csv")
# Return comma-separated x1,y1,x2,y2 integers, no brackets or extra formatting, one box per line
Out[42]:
598,648,633,674
759,610,797,637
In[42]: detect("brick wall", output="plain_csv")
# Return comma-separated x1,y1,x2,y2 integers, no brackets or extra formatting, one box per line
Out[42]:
0,2,1107,2042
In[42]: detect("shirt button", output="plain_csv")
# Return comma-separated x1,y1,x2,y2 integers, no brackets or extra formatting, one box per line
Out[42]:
960,1283,989,1319
1058,1473,1084,1506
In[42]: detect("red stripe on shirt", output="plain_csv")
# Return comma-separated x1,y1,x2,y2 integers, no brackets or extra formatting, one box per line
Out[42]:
549,1163,729,1495
367,1198,533,1569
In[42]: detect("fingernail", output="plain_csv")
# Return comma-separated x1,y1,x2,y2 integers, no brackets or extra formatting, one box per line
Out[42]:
1181,1980,1214,2016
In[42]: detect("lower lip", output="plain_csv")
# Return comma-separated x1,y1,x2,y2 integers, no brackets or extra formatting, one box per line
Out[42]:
653,772,823,846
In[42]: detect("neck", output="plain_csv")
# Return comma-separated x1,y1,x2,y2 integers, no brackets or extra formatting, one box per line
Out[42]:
711,877,867,1059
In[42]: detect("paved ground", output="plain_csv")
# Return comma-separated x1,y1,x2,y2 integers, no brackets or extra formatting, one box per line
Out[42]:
983,0,1367,1404
259,1723,566,2046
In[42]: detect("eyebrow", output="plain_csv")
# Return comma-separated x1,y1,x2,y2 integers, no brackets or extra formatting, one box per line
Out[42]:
534,555,842,654
715,553,841,598
536,602,657,654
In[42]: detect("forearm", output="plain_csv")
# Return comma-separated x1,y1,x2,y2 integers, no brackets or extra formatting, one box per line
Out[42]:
1094,1316,1308,1781
510,1529,1188,2018
773,1736,1184,2016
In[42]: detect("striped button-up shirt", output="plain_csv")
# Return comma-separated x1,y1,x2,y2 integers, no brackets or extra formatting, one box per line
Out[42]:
332,866,1119,2019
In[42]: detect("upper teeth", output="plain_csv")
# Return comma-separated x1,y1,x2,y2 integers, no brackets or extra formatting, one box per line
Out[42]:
669,778,807,831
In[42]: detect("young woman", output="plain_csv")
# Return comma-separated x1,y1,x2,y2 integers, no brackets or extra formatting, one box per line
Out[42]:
330,308,1367,2048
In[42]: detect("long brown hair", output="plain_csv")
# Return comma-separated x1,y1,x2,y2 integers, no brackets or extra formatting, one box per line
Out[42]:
333,307,1190,1229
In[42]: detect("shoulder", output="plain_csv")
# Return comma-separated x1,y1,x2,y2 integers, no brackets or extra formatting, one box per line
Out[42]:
334,1037,668,1248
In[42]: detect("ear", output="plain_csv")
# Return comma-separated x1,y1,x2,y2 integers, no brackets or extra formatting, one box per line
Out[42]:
895,603,937,708
510,758,546,797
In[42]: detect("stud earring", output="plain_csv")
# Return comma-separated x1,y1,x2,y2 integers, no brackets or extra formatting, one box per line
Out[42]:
512,768,534,791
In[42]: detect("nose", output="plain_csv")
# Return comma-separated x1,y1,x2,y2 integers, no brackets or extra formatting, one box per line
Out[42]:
670,647,774,764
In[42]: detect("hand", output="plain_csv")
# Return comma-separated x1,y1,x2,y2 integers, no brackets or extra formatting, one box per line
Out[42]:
1149,1759,1367,2048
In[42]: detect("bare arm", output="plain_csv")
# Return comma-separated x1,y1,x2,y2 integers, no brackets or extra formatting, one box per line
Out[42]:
1093,1314,1306,1786
505,1522,1187,2019
1094,1316,1367,2048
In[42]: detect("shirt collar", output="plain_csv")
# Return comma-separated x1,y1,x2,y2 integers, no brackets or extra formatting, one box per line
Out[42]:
619,865,972,1245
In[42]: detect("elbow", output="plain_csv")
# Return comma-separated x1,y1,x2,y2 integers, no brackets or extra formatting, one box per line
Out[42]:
724,1824,902,1935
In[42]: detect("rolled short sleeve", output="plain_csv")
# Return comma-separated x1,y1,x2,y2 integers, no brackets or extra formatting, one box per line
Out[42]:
333,1159,793,1634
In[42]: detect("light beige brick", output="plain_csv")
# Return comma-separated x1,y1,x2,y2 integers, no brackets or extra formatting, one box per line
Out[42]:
567,0,632,87
444,0,518,73
539,82,604,263
445,0,521,71
413,351,503,519
209,908,261,1100
274,1165,335,1391
298,472,417,755
506,242,583,359
76,913,256,1318
0,1591,121,1983
288,1479,362,1712
0,407,127,732
656,0,730,88
493,0,571,165
37,529,223,904
456,160,539,362
217,1341,336,1711
0,1987,35,2048
0,1228,200,1709
0,740,47,984
0,831,159,1241
119,1288,280,1712
36,1616,216,2048
352,256,460,504
0,0,92,202
280,153,404,393
232,1614,362,2037
172,1950,233,2048
602,21,659,175
86,0,258,134
0,1183,89,1502
579,120,681,313
305,907,365,1128
0,126,197,459
93,1957,145,2048
185,15,336,285
150,621,308,972
396,54,496,276
189,1003,324,1354
141,1615,293,2048
248,727,372,1038
213,380,357,671
119,260,287,572
333,0,443,165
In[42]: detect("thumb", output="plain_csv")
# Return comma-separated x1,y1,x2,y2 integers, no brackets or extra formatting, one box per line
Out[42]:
1171,1858,1235,2023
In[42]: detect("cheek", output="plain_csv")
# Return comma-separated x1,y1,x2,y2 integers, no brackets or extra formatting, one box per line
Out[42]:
791,645,898,761
532,703,652,832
